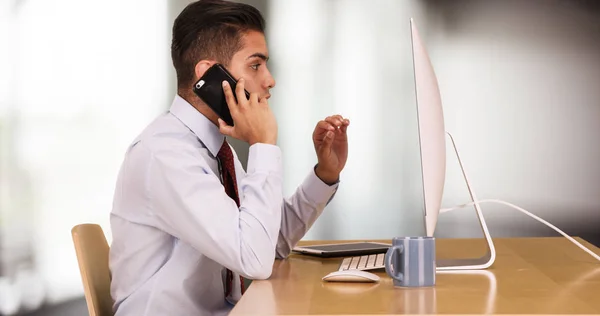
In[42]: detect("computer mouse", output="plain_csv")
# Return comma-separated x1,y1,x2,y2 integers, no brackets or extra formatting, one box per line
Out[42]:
322,270,380,283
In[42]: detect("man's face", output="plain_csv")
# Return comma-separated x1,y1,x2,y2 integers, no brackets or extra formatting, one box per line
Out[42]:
226,30,275,100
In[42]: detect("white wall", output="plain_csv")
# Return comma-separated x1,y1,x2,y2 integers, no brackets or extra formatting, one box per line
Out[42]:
1,0,169,309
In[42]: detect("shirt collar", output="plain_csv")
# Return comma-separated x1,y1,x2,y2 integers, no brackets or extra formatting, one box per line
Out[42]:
169,94,224,158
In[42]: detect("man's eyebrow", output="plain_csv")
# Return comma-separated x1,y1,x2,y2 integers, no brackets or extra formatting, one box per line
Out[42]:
247,53,269,61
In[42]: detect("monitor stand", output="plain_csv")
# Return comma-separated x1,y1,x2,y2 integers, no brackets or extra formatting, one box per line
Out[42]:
435,132,496,270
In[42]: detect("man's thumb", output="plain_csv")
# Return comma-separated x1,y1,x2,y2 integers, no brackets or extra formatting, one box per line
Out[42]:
319,131,334,154
218,118,234,137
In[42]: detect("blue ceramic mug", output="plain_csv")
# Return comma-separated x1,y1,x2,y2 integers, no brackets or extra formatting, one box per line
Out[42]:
384,236,436,287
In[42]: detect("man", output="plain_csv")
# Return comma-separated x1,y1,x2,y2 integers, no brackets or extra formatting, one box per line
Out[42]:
108,0,350,315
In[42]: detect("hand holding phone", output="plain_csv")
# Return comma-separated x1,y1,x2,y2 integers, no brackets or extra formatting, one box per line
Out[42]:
193,64,249,126
219,78,277,145
192,63,277,145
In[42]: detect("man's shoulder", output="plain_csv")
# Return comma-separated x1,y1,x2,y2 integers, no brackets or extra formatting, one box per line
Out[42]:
125,112,208,163
128,112,192,147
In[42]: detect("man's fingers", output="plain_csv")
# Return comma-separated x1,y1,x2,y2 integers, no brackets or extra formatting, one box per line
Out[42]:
316,115,349,135
318,130,335,155
325,115,346,128
218,118,235,137
331,115,349,126
332,114,345,123
339,118,349,133
325,116,342,128
316,120,335,133
222,81,238,114
340,123,349,134
235,78,248,105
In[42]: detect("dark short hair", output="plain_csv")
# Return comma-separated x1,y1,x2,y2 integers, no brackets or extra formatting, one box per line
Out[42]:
171,0,265,90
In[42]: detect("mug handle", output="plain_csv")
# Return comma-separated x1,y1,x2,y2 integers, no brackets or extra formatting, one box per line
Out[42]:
384,244,404,282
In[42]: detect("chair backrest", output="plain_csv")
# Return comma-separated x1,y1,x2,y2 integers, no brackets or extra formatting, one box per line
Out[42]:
71,223,114,316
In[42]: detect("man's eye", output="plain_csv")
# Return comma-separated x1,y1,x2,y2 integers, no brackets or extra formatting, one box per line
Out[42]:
250,64,261,70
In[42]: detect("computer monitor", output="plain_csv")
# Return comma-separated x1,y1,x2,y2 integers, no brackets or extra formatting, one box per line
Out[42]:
410,18,446,237
410,18,496,270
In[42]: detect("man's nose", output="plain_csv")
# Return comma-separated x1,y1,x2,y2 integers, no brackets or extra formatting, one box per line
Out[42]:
264,71,276,89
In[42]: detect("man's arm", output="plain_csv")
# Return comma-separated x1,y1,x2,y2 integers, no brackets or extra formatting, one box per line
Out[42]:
143,141,283,279
274,167,339,258
273,113,350,259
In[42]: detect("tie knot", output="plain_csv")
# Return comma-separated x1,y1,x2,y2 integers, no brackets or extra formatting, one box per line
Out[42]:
218,140,233,161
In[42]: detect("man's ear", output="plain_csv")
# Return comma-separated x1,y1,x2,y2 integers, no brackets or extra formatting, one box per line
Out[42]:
194,60,215,82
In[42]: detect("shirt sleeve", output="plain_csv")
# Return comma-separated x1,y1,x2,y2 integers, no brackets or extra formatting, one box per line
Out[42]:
275,167,339,258
145,142,284,280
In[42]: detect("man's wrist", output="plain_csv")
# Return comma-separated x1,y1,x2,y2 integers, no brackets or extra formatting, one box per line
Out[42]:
314,164,339,185
248,136,277,146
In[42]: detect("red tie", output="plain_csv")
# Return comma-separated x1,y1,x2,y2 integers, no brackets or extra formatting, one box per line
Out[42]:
217,140,246,297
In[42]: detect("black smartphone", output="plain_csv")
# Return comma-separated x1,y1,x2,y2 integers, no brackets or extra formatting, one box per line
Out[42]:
192,63,250,126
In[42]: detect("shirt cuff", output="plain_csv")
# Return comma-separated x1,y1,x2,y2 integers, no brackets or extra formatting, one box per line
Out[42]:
301,167,339,206
246,143,282,174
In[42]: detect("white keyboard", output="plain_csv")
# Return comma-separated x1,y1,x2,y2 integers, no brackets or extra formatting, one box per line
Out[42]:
338,253,386,271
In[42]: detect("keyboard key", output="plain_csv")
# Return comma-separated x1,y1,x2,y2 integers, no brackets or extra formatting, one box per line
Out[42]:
367,255,377,268
339,257,352,271
358,256,368,269
376,253,384,268
349,256,359,270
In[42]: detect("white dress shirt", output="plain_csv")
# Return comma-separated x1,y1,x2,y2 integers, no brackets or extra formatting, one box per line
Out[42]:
109,95,338,316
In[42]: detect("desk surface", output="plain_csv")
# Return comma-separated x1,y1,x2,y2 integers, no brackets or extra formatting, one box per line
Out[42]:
230,237,600,315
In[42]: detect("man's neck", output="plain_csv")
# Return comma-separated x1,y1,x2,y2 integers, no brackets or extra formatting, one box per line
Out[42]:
178,90,220,126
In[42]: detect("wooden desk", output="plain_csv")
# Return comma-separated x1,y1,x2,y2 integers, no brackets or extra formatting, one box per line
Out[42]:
230,237,600,315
